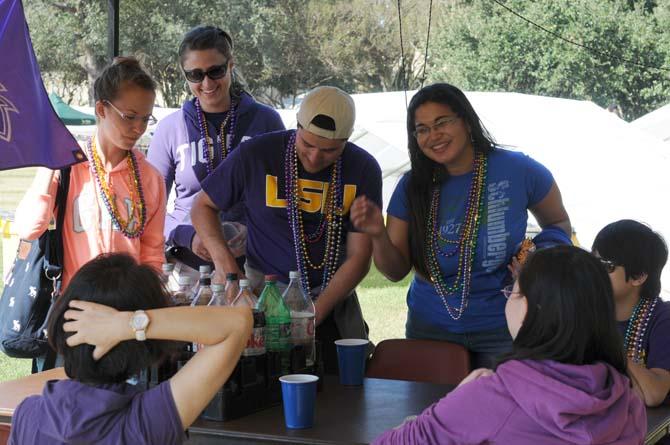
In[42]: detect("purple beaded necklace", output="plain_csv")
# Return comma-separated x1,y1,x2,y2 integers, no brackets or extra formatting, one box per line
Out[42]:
194,97,238,174
285,130,344,295
623,297,658,365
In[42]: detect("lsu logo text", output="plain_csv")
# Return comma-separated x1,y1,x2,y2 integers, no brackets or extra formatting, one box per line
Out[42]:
265,175,357,214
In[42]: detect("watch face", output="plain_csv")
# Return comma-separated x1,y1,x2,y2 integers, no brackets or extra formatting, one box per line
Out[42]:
132,312,149,330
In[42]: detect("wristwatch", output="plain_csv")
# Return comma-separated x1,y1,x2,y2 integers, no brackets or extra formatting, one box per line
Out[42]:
129,310,150,341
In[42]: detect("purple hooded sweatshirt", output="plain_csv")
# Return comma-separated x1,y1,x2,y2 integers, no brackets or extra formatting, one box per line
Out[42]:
373,360,646,445
9,379,186,445
147,92,285,249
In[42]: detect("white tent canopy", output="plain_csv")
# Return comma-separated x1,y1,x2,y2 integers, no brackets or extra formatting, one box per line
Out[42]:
631,103,670,148
74,92,670,294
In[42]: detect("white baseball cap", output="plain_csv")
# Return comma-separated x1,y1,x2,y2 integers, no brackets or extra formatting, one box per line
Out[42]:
296,86,355,140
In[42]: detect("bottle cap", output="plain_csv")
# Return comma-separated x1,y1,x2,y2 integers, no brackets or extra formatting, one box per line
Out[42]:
239,279,250,287
199,265,212,274
162,263,174,272
289,271,300,279
264,274,278,282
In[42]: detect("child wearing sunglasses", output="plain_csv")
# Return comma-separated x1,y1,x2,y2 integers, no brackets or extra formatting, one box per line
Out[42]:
593,219,670,407
147,25,285,278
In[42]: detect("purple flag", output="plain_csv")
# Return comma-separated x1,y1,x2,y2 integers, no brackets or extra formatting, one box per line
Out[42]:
0,0,84,171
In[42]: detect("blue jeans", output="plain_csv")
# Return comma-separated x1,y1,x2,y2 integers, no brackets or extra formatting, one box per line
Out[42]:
406,317,512,370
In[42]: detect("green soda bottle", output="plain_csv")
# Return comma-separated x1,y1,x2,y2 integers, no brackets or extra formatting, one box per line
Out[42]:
257,275,291,373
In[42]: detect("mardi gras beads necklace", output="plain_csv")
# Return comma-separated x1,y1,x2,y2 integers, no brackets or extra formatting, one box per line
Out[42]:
285,130,344,295
87,136,146,238
194,97,238,174
623,297,658,365
425,152,488,320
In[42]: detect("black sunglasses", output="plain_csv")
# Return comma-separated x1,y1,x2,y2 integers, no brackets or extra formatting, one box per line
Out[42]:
599,257,617,273
183,62,229,83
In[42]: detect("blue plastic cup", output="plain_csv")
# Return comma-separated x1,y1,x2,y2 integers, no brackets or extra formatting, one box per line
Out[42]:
279,374,319,429
335,339,369,386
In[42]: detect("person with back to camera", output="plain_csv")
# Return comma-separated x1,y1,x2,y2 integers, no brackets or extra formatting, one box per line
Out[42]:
373,245,646,444
350,83,572,369
593,219,670,407
9,253,252,445
148,25,285,275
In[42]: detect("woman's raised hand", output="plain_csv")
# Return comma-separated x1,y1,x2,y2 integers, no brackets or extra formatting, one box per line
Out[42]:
350,195,385,238
63,300,130,361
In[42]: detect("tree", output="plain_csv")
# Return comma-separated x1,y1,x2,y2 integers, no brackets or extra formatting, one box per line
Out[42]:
429,0,670,120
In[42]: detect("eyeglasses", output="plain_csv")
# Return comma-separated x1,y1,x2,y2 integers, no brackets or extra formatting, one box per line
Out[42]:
183,62,229,83
413,115,460,140
501,284,521,299
104,101,157,126
599,258,617,273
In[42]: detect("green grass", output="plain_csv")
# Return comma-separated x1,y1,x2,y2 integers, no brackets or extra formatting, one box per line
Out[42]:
0,168,413,381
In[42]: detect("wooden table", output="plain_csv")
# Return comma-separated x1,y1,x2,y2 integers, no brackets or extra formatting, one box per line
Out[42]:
0,369,668,444
187,375,670,445
187,376,452,445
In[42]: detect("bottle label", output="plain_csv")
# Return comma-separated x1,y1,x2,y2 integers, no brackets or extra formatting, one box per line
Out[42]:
243,326,265,356
291,312,315,340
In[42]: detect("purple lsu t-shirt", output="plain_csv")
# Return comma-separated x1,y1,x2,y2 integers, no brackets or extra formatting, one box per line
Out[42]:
10,380,185,445
617,297,670,371
201,129,383,287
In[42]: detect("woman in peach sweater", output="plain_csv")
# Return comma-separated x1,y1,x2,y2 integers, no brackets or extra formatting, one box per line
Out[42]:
15,57,166,291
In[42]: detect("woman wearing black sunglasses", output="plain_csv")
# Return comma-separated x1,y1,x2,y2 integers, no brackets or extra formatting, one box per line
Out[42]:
148,25,285,277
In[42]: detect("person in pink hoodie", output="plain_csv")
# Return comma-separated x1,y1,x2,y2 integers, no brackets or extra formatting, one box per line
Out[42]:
374,245,646,445
15,57,167,293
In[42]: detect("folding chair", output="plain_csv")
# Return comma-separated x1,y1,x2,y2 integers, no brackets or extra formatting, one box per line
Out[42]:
366,338,470,386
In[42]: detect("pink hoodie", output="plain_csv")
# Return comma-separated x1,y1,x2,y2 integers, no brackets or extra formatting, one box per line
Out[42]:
15,148,166,290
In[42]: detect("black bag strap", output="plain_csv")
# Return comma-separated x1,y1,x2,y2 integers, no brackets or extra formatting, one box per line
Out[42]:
43,167,71,286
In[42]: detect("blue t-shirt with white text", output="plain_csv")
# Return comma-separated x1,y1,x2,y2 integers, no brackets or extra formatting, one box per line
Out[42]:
388,148,554,334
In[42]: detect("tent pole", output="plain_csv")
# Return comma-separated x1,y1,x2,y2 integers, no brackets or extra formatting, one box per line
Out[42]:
107,0,119,61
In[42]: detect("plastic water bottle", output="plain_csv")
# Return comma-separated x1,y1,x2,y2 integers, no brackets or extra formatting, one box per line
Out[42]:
161,263,174,286
224,273,240,305
191,265,212,298
257,275,291,373
207,283,227,306
232,279,265,356
172,276,194,306
191,277,212,306
282,271,315,368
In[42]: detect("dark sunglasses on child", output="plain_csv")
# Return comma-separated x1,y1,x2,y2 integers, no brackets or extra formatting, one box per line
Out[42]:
183,62,229,83
598,257,617,273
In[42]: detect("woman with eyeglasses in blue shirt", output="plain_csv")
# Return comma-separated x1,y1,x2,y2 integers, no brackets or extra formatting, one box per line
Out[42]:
351,83,572,369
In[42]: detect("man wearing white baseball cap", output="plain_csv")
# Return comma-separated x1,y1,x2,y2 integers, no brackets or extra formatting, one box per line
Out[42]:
191,86,382,373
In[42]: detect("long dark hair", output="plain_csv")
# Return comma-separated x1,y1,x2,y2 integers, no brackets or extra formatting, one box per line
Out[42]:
498,246,626,374
48,253,175,384
178,25,247,99
405,83,495,278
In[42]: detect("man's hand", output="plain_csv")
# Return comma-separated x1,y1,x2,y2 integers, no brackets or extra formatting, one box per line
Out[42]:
191,233,212,261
